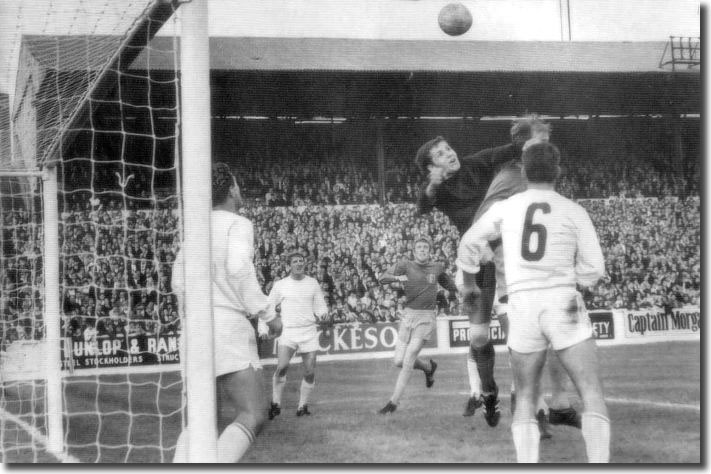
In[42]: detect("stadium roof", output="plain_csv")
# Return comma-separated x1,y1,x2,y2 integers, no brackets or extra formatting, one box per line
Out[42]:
21,35,694,74
164,37,680,73
16,35,701,124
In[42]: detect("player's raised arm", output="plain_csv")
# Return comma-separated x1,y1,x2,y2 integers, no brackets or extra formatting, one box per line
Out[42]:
379,260,408,284
573,206,606,288
464,148,497,170
456,202,504,276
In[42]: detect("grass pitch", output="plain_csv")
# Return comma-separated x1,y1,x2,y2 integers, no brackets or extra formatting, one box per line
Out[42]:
1,341,700,463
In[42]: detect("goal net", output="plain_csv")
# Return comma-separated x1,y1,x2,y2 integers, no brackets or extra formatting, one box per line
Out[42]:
2,0,188,463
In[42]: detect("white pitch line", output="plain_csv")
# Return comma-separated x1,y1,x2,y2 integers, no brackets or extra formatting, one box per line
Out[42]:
604,396,700,412
0,407,80,463
455,391,700,412
301,390,701,413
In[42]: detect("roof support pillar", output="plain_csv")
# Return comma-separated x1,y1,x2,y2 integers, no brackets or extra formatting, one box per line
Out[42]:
376,118,386,206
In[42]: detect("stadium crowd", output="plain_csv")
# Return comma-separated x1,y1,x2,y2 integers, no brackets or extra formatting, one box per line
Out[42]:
229,157,700,208
1,169,700,348
232,158,418,207
226,139,700,207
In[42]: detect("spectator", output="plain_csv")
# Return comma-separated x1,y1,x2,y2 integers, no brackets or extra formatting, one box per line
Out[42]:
1,153,700,346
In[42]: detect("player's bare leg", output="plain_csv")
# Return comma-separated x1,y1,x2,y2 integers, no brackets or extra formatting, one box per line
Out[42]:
556,339,610,463
174,366,267,463
270,344,296,419
297,351,317,416
379,337,427,414
546,347,581,428
500,304,551,439
462,264,499,425
390,337,433,376
509,348,547,463
214,367,267,463
412,341,437,388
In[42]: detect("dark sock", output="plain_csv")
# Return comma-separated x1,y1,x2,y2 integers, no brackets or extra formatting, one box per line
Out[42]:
472,342,497,394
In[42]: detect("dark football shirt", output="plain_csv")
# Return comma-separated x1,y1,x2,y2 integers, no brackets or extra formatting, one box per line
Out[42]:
417,143,521,234
388,259,456,310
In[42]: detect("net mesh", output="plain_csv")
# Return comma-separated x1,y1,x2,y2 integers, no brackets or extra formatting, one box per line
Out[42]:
3,0,184,463
0,175,50,462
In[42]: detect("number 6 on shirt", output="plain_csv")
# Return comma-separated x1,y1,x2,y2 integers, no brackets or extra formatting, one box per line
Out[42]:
521,202,550,261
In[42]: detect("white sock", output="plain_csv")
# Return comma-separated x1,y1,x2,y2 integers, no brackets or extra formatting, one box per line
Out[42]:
467,358,481,397
536,393,548,414
509,357,516,393
217,422,255,463
511,420,540,463
272,374,286,405
582,412,611,463
298,379,315,408
172,429,188,463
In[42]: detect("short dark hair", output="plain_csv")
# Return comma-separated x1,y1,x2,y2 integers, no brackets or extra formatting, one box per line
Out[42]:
522,142,561,183
212,162,235,206
288,252,304,264
414,136,447,175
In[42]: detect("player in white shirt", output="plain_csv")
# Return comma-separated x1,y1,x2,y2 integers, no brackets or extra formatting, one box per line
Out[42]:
456,142,609,463
268,252,329,418
172,163,282,463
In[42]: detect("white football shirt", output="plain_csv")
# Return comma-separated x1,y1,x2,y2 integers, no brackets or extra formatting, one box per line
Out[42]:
173,209,272,320
457,188,604,295
268,275,328,329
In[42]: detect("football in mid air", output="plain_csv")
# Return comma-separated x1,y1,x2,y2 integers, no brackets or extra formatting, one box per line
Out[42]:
438,3,473,36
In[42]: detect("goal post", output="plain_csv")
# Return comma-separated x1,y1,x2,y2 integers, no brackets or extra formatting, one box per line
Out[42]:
2,0,223,463
40,166,62,455
2,0,222,462
179,0,218,463
0,167,65,461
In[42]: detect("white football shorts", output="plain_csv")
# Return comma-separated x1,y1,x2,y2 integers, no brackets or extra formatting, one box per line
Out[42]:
507,287,592,353
213,306,261,375
278,325,320,354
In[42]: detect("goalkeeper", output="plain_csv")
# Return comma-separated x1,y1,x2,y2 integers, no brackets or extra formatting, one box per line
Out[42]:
267,251,330,419
377,237,458,414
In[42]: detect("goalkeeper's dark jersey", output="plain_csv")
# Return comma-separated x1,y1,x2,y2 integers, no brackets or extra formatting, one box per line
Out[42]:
416,155,492,235
417,143,522,235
